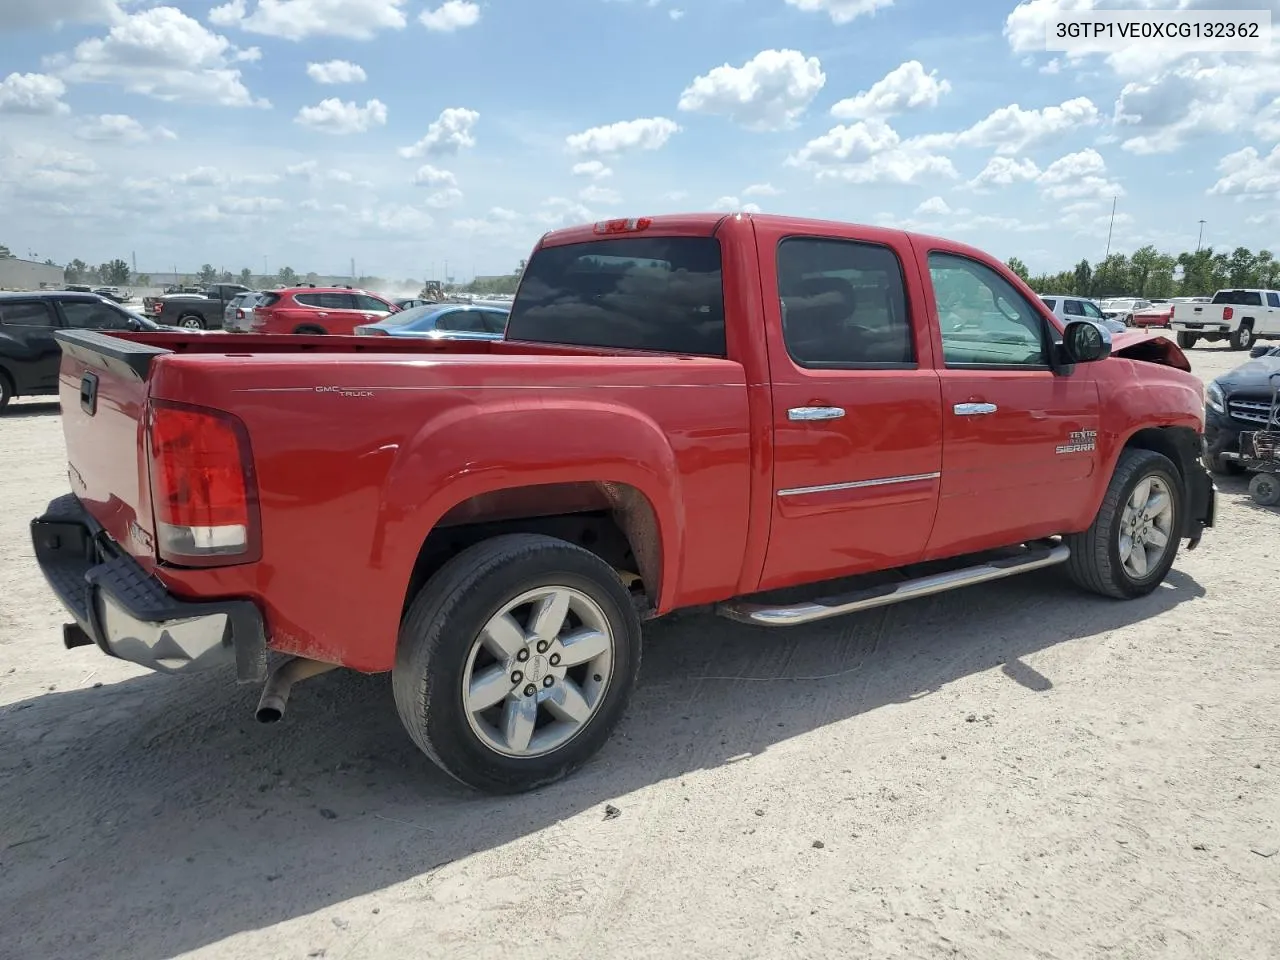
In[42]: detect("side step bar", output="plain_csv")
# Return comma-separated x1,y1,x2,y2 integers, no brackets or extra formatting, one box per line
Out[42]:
716,540,1071,627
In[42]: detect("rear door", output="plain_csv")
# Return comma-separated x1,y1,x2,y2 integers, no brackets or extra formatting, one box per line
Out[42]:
915,246,1100,558
1264,291,1280,334
0,299,62,393
756,226,944,591
352,293,394,327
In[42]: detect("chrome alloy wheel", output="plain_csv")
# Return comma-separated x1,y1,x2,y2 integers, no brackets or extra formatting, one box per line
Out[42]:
461,586,615,758
1119,475,1175,579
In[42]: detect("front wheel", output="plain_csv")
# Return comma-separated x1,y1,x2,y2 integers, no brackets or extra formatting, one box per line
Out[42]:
1176,331,1198,349
178,315,206,330
0,373,12,411
1065,448,1183,599
1231,325,1254,350
393,533,642,794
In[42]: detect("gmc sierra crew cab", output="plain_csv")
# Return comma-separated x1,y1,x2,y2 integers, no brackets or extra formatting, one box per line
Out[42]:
30,213,1216,794
1170,287,1280,351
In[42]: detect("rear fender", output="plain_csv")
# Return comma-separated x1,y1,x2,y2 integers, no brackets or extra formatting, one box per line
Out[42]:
379,398,685,610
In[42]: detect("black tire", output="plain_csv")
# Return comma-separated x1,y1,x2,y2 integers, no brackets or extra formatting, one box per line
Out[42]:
1204,451,1245,476
1231,324,1254,351
1176,331,1198,349
1065,448,1183,600
0,371,12,411
293,325,325,335
392,533,642,794
1249,473,1280,506
177,315,206,330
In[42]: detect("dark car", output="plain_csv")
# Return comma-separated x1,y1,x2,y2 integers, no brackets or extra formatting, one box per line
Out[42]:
0,291,161,410
1203,346,1280,473
353,302,508,340
145,283,251,330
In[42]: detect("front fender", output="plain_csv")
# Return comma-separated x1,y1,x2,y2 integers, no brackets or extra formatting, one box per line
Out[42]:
377,397,686,609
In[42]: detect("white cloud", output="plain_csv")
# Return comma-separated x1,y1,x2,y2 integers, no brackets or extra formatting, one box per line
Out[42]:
916,196,950,215
398,107,480,157
670,7,684,18
75,114,177,142
490,206,518,221
711,196,763,214
419,0,479,31
743,182,780,196
535,196,596,228
579,184,622,204
1208,145,1280,198
565,116,680,154
830,60,950,120
678,49,826,131
209,0,408,41
788,117,901,165
572,160,613,179
913,96,1099,156
294,97,388,134
306,60,367,84
1036,148,1124,201
0,73,69,114
0,146,103,197
56,6,267,107
965,155,1041,189
422,186,464,208
221,195,286,215
784,0,894,24
787,118,959,185
412,164,457,186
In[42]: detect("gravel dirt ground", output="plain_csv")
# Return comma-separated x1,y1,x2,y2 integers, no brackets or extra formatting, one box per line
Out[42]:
1,337,1277,960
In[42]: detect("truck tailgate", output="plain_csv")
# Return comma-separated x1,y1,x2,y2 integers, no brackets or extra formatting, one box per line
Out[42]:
55,330,169,569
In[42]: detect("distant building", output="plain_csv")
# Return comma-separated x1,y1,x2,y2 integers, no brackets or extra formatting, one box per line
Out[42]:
0,257,64,291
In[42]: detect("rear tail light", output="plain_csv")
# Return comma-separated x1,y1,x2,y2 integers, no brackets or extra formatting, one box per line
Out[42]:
152,302,163,315
236,308,246,319
1223,307,1234,321
147,400,259,566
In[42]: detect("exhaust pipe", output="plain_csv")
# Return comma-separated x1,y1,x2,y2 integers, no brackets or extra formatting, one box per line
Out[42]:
255,656,339,723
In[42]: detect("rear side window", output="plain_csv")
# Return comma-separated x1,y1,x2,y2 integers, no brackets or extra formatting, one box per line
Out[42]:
1064,299,1084,316
1041,298,1057,310
1212,290,1263,306
0,301,55,327
506,236,725,356
257,293,280,308
354,294,391,312
1268,292,1280,308
295,292,355,309
62,301,130,330
776,237,914,367
437,310,492,334
479,309,508,334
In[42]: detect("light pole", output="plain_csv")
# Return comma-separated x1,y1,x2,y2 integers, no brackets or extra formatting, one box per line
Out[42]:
1196,220,1206,252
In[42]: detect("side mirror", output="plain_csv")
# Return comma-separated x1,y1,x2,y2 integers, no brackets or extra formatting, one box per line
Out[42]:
1061,319,1111,364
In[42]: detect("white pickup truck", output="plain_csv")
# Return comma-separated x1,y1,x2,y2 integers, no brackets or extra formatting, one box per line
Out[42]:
1171,288,1280,350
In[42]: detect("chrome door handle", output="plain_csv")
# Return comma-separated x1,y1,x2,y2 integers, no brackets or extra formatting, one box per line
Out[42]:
788,406,846,421
953,402,997,416
315,312,329,317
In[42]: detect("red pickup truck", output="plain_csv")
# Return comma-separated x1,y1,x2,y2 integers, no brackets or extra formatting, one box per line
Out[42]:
31,213,1215,794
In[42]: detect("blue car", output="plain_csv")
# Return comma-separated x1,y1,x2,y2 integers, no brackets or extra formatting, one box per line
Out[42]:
354,302,509,340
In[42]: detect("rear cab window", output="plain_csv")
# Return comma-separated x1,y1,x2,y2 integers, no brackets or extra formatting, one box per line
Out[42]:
1212,290,1263,306
506,236,725,356
1267,292,1280,308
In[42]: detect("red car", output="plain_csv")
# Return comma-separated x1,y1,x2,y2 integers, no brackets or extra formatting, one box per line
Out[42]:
1131,302,1174,328
250,285,398,335
32,213,1216,794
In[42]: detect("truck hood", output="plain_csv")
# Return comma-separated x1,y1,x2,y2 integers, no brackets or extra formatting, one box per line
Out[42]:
1215,354,1280,394
1107,331,1191,373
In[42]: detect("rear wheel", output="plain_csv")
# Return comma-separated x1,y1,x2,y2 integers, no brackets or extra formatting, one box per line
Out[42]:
1231,324,1254,351
0,372,12,411
1176,331,1198,349
293,325,325,335
1065,448,1183,599
178,315,206,330
393,533,642,794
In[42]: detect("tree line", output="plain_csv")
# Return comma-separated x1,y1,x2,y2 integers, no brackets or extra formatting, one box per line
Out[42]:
1007,245,1280,300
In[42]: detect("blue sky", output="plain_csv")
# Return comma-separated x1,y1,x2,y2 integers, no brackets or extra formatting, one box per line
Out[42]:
0,0,1278,283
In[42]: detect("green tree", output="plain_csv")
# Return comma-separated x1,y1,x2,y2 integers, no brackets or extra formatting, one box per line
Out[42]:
135,274,151,286
196,264,218,285
1128,245,1160,295
1072,258,1092,295
238,267,253,286
277,266,298,286
1005,257,1030,282
65,259,88,283
99,259,131,285
1227,246,1257,287
1257,250,1277,287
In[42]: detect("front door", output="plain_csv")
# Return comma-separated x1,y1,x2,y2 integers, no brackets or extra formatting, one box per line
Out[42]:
918,248,1101,559
757,231,943,592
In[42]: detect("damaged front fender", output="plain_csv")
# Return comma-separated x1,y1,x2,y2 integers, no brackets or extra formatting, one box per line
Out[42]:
1108,331,1191,372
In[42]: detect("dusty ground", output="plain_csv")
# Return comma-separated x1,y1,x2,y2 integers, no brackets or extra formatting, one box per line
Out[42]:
1,339,1277,960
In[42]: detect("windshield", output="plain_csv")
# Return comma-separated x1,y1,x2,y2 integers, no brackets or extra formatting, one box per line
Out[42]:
1212,290,1263,306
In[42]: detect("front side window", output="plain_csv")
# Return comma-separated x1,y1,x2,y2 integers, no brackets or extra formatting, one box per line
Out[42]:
928,252,1047,367
1041,298,1057,311
775,237,914,367
1267,292,1280,308
354,294,390,312
61,301,130,330
1081,301,1105,319
506,236,725,356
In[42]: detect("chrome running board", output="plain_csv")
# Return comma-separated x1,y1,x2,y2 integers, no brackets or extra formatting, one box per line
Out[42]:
716,540,1070,627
